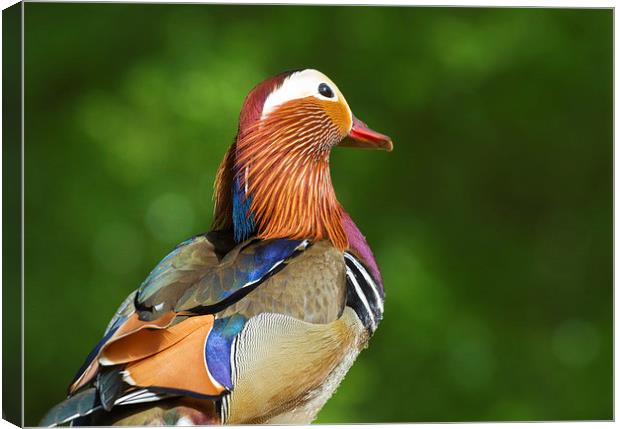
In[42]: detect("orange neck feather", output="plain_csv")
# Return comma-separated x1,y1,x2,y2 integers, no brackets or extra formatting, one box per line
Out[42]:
212,99,348,250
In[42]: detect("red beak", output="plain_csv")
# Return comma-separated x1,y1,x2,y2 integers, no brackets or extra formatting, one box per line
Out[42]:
339,115,393,152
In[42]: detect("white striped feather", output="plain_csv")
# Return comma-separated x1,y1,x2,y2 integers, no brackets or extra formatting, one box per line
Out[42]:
343,252,384,314
345,266,377,332
114,389,169,406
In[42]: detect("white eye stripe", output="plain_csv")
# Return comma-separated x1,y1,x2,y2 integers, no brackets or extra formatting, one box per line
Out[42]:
261,69,351,120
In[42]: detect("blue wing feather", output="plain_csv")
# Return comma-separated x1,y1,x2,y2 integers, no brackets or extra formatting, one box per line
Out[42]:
205,314,248,390
171,238,309,313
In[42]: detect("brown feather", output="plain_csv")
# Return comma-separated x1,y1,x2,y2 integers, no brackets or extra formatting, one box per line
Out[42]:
111,312,176,339
123,316,224,397
68,312,177,394
233,97,351,250
99,315,211,365
69,359,101,394
212,143,235,230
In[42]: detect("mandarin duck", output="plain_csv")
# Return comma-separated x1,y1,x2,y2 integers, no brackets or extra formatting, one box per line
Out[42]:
41,69,393,426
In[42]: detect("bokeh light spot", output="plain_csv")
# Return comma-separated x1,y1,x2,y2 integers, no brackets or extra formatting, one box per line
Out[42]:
552,319,600,367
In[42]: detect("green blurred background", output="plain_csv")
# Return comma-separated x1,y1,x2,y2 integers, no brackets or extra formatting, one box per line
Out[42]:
22,4,612,425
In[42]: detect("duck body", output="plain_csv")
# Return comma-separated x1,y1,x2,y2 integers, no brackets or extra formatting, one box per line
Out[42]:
41,69,391,426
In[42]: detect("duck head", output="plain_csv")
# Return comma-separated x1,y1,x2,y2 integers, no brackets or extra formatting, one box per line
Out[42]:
213,69,393,250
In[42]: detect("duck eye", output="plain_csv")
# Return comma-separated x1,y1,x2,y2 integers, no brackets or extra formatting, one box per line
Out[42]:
318,83,335,99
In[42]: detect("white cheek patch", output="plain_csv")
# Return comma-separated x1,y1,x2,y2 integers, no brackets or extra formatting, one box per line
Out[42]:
261,69,350,121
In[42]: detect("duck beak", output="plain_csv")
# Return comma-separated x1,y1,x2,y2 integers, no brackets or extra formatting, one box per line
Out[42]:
339,115,393,152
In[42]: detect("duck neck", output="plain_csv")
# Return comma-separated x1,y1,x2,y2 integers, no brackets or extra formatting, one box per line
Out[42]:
212,142,348,250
